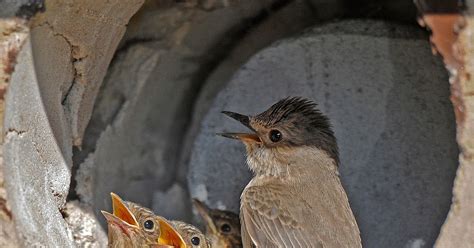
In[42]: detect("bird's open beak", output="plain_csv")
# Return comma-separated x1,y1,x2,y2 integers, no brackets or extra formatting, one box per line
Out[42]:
101,193,140,234
102,193,186,248
157,218,187,248
219,111,261,143
101,210,136,236
110,192,139,227
192,199,218,235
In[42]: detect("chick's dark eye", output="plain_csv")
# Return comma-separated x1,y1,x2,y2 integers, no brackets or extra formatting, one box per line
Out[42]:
143,220,154,230
269,130,282,142
191,236,200,246
221,223,231,233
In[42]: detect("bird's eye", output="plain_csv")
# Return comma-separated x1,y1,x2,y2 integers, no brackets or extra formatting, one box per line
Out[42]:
143,219,154,231
220,223,231,233
269,130,282,142
191,236,200,246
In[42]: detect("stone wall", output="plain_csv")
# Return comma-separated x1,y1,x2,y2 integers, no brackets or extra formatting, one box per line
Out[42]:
0,16,30,248
1,0,143,246
417,0,474,246
0,0,472,247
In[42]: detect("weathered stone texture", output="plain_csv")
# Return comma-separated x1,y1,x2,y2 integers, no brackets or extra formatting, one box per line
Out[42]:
0,18,29,248
153,183,192,222
2,0,144,246
434,1,474,246
63,200,107,248
76,44,163,218
31,0,145,146
0,0,42,18
189,20,457,247
4,37,74,246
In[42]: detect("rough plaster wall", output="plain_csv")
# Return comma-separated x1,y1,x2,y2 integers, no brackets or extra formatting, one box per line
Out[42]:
31,0,145,146
189,21,458,247
0,11,45,248
2,0,144,246
77,44,162,214
434,0,474,246
0,0,30,17
4,37,75,246
0,17,29,248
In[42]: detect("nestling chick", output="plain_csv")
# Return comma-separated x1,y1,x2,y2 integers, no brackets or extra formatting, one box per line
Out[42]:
220,97,362,248
101,192,186,248
172,220,211,248
193,199,242,248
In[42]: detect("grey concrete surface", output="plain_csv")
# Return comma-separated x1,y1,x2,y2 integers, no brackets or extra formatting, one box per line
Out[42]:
152,183,192,222
63,200,107,247
0,15,30,248
433,0,474,246
4,37,74,247
75,44,163,219
188,20,458,247
0,0,43,18
2,1,144,246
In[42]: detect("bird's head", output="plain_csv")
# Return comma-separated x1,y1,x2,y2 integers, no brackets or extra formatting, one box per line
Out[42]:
101,193,186,248
219,97,338,175
193,199,242,248
172,220,211,248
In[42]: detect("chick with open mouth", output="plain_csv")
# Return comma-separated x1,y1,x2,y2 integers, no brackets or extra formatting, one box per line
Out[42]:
101,192,187,248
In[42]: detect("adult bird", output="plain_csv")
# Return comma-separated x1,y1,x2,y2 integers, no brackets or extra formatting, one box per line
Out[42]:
219,97,362,248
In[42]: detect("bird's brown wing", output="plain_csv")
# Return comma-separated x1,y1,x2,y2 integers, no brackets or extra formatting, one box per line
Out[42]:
240,213,257,248
241,185,323,248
